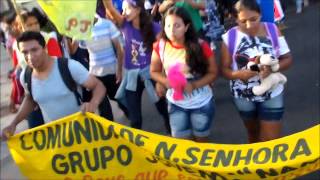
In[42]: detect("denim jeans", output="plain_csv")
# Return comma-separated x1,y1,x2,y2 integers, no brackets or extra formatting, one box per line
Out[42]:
168,98,215,138
233,93,284,121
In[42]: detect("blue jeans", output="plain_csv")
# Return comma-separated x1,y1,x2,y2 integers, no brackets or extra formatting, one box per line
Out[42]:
168,98,215,138
233,93,284,121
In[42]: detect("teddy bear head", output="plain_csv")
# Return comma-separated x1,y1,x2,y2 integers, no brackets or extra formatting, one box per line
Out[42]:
259,54,278,66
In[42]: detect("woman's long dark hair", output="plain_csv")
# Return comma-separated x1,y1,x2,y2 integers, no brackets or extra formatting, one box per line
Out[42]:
136,0,156,52
161,7,208,76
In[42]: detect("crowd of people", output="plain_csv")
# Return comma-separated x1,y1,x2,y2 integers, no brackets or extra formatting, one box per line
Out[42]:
0,0,295,144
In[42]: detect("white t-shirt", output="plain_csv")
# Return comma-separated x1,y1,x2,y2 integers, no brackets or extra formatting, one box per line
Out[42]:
222,26,290,102
20,59,89,123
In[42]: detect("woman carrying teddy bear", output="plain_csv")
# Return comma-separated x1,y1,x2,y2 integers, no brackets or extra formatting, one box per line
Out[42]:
221,0,292,143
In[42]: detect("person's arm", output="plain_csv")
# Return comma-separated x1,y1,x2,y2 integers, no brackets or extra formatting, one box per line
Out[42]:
220,42,258,81
7,46,14,62
80,75,106,114
150,41,168,97
1,95,37,140
111,37,124,83
278,53,292,71
275,30,292,72
184,53,218,93
158,0,175,14
151,2,160,16
185,0,205,10
150,50,169,88
103,0,125,27
66,38,79,55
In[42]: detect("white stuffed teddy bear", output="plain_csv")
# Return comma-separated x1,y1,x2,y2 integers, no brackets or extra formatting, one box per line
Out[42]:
247,54,287,96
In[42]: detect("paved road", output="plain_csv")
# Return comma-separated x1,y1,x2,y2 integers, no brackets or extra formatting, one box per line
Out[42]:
0,2,319,179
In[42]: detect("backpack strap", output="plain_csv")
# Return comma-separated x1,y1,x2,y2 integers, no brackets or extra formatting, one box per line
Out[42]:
227,27,238,70
57,58,82,105
227,27,237,58
264,22,280,57
24,66,33,99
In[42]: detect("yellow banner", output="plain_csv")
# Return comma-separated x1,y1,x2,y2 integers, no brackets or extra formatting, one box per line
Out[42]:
37,0,97,40
7,113,319,179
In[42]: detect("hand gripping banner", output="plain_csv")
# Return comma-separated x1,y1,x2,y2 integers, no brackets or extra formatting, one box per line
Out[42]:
7,113,319,179
37,0,97,40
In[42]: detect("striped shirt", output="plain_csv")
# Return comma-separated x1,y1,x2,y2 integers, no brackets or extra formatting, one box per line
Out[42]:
81,18,121,76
